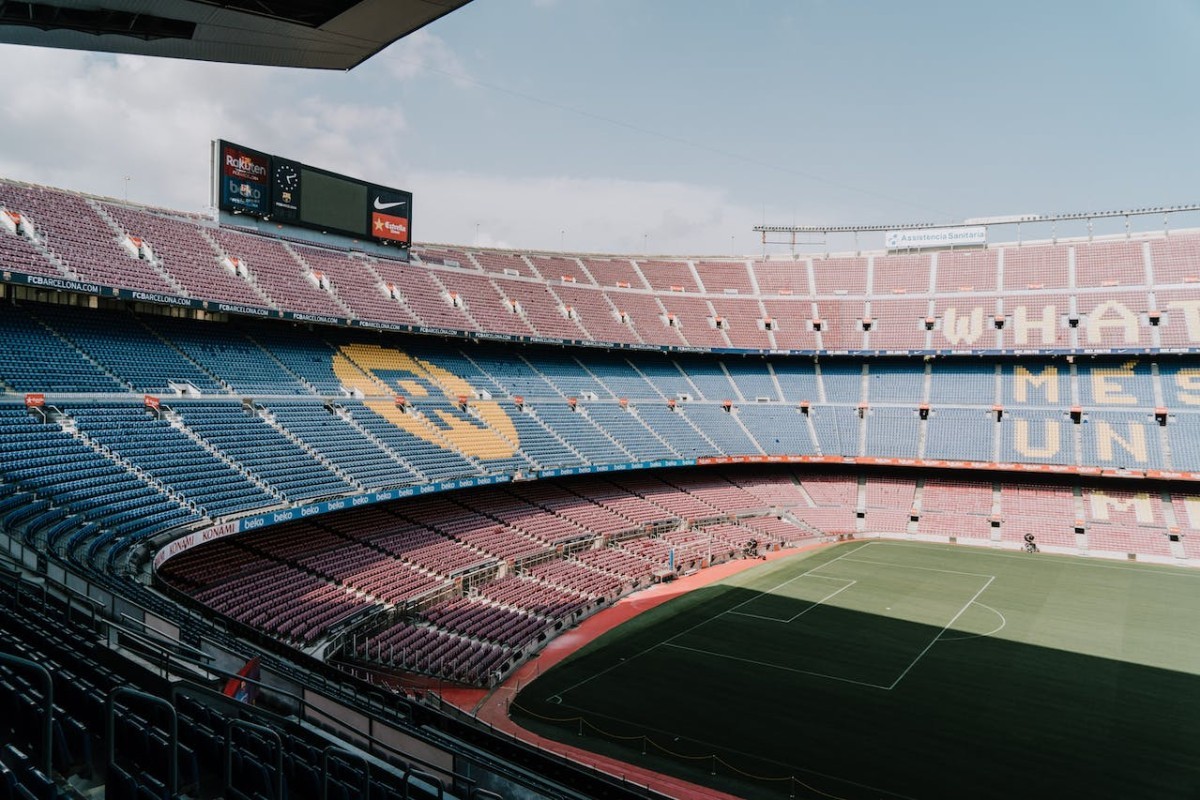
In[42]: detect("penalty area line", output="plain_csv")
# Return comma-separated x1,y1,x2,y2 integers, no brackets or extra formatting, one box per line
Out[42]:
555,541,875,701
886,574,995,690
662,641,893,691
727,577,857,624
938,601,1008,642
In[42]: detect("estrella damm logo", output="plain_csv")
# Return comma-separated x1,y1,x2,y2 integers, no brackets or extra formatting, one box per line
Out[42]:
331,344,519,460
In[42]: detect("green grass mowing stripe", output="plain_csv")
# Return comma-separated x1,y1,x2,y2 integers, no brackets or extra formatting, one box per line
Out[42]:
552,540,877,701
665,554,994,688
515,541,1200,799
539,693,922,800
885,572,993,689
726,573,856,623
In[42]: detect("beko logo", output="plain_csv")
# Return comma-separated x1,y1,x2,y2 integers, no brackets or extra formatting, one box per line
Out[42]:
373,198,407,211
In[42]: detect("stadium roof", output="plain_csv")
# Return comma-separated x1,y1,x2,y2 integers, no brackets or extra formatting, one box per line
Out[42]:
0,0,473,69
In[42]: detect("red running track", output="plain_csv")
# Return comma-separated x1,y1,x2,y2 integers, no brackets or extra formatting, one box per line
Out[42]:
440,541,833,800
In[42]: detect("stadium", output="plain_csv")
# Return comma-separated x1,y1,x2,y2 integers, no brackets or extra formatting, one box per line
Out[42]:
2,3,1200,800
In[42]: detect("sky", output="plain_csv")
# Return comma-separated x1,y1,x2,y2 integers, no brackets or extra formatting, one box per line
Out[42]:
0,0,1197,255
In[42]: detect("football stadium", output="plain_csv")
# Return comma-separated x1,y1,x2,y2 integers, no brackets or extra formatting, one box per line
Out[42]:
1,2,1199,800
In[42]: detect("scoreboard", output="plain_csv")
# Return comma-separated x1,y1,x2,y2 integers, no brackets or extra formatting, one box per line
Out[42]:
213,140,412,248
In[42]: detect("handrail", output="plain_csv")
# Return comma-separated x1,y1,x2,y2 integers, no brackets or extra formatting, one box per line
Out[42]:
164,652,464,793
106,686,178,794
323,745,369,800
118,612,210,660
225,719,283,800
408,767,445,800
0,652,53,775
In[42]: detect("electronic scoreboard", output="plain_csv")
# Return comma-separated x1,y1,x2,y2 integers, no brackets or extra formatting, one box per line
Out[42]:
213,140,411,248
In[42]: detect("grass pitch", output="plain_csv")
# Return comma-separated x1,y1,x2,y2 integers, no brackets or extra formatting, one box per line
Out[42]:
512,541,1200,799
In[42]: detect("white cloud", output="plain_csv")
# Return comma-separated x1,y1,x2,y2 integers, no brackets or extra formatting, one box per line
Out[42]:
0,47,274,208
410,171,778,255
0,42,789,258
380,30,470,86
0,45,423,213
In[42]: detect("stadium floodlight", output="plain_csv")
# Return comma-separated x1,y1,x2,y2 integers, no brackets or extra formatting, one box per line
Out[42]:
964,214,1043,225
756,203,1200,237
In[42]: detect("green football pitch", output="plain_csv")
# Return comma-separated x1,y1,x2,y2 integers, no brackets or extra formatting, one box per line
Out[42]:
512,541,1200,799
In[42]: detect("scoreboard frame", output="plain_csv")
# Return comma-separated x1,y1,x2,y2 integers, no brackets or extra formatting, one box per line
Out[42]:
212,139,412,249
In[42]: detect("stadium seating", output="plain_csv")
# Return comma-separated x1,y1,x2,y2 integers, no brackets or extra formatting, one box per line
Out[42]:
208,227,349,317
0,303,125,393
0,182,177,294
10,176,1200,762
0,404,197,555
171,402,354,500
8,179,1200,359
583,403,678,460
31,304,225,395
873,253,931,295
140,314,310,395
11,289,1200,551
102,201,275,307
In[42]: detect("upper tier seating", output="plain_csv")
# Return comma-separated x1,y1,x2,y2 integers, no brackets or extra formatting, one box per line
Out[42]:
208,227,347,316
294,245,418,325
8,179,1200,357
102,202,274,306
695,260,754,294
0,182,176,293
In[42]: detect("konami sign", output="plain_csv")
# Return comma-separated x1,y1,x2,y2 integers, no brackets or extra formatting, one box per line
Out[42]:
152,519,241,569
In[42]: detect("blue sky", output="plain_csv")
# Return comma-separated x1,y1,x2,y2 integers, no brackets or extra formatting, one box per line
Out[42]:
0,0,1197,254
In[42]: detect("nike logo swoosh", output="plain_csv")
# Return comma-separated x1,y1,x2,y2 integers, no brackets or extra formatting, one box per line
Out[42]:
374,199,407,210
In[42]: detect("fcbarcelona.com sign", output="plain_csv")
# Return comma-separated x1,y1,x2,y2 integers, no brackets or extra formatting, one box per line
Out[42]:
886,226,986,250
152,473,511,570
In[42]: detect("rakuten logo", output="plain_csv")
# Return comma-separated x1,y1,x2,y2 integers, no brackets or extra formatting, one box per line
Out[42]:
224,151,267,179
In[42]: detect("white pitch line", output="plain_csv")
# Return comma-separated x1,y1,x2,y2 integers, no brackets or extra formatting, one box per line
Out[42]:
886,574,995,690
661,540,873,645
857,540,1200,580
835,556,996,579
662,641,893,690
728,578,857,624
939,601,1008,642
556,541,874,700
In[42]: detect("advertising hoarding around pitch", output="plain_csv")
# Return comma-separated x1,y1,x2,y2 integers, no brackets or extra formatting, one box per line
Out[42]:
214,140,411,247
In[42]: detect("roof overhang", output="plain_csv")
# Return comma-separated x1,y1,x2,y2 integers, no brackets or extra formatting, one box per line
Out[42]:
0,0,473,69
